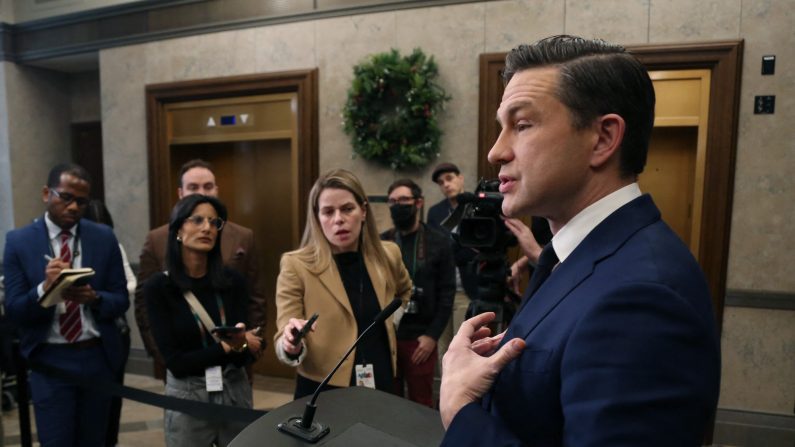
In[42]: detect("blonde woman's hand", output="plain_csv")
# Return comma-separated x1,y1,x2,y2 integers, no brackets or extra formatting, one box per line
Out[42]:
282,317,315,355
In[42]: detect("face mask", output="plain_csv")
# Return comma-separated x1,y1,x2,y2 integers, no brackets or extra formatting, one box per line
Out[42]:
390,204,417,231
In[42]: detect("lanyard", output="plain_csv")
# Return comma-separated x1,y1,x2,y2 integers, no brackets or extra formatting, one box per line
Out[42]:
49,226,81,264
394,228,424,280
191,294,226,348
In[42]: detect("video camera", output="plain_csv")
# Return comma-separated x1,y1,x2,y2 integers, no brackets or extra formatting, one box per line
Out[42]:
447,179,515,251
441,179,518,331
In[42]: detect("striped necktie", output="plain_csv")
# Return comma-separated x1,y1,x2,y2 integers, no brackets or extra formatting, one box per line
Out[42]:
58,230,83,342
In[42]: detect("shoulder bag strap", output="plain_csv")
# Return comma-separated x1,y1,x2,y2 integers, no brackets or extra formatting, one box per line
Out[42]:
182,290,221,344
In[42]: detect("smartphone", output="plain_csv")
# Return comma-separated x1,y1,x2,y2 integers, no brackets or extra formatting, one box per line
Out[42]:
291,313,319,343
211,326,244,338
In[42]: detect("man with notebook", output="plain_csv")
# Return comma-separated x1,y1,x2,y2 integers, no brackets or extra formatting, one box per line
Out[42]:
2,163,129,446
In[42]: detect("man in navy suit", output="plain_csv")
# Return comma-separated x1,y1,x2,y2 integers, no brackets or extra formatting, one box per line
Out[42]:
3,163,129,446
439,35,720,446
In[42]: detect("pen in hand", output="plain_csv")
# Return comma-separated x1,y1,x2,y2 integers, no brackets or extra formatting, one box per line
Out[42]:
44,254,54,262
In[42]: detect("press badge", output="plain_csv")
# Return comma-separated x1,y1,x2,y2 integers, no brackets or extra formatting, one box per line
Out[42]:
355,364,375,389
205,366,223,392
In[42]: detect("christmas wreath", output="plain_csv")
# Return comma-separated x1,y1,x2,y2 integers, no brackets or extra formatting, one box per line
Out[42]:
342,48,451,170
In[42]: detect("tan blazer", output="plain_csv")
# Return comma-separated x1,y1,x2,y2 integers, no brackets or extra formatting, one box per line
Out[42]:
134,221,265,360
274,241,412,387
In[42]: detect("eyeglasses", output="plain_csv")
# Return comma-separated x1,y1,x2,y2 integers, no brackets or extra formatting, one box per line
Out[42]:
387,196,416,206
185,215,225,230
50,189,90,207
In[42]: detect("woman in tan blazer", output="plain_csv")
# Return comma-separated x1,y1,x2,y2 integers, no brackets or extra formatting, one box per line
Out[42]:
274,169,412,398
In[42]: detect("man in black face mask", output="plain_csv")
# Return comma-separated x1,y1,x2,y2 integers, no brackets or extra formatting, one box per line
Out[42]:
381,179,455,407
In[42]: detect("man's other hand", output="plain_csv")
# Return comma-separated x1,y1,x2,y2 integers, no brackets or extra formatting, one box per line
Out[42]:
439,312,525,429
62,285,98,304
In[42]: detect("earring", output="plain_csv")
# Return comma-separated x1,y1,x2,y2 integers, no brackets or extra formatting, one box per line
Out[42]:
176,235,182,242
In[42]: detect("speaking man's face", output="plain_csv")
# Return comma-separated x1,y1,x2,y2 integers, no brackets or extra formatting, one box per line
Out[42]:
489,67,596,222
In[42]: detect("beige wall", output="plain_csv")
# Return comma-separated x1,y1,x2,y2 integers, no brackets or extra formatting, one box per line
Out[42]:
0,62,12,234
1,64,71,231
0,0,13,22
98,0,795,414
70,71,101,123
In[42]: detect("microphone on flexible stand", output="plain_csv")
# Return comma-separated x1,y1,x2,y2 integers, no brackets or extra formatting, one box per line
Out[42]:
277,297,404,443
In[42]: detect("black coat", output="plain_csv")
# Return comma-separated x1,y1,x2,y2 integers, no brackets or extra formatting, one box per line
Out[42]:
381,224,455,340
427,198,479,300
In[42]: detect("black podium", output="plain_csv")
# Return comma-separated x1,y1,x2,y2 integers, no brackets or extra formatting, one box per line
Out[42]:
229,387,445,446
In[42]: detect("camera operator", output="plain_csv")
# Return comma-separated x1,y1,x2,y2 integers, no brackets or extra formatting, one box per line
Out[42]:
381,179,454,408
427,163,478,363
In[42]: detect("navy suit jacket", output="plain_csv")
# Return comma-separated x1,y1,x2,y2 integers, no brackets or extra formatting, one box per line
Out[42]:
3,218,130,371
442,195,720,446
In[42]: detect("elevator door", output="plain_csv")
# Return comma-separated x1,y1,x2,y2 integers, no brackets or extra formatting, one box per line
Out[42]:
170,141,294,377
165,93,300,378
639,69,711,255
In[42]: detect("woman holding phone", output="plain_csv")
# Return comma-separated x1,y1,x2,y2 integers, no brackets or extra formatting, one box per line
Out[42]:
274,169,413,399
144,194,261,447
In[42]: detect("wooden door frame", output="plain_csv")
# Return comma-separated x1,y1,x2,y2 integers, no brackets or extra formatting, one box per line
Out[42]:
145,69,319,233
477,41,743,327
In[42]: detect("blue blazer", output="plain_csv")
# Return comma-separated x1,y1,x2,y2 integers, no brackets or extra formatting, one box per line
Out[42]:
443,195,720,446
3,218,130,371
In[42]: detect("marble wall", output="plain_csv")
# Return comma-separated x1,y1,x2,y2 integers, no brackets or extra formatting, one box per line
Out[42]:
1,64,70,234
0,62,13,237
93,0,793,415
70,71,101,123
0,0,12,23
721,307,795,413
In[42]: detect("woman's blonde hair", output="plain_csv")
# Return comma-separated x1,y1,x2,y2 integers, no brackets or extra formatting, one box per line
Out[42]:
292,169,389,274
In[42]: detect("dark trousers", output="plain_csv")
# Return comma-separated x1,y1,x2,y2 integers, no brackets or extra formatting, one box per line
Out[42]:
294,373,341,400
105,331,130,446
395,339,436,408
29,343,114,447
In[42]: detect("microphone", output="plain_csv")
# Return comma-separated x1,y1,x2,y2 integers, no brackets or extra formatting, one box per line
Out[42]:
277,297,403,442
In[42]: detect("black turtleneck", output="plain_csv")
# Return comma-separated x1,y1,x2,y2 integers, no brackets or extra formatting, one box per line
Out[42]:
333,251,393,392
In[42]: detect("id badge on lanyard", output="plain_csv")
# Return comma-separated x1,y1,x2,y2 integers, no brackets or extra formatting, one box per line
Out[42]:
355,364,375,389
205,366,223,392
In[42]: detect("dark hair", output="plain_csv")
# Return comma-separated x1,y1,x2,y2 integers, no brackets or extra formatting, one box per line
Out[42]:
388,178,423,199
84,200,114,228
47,163,92,188
166,194,229,291
178,159,215,188
503,35,656,177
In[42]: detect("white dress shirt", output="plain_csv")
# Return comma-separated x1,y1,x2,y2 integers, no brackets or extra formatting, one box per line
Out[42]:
40,214,101,343
551,183,642,264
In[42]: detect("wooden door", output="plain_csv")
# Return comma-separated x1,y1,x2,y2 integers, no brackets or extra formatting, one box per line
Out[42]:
169,139,296,378
640,70,711,255
71,122,105,201
147,72,319,379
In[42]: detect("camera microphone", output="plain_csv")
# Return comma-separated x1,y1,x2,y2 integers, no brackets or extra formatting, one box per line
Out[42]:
441,192,477,232
277,297,404,442
456,191,477,205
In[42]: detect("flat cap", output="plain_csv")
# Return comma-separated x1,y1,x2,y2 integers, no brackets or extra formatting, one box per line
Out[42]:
431,162,460,183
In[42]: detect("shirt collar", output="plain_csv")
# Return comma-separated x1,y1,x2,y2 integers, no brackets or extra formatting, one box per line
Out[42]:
552,183,642,263
44,213,77,240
